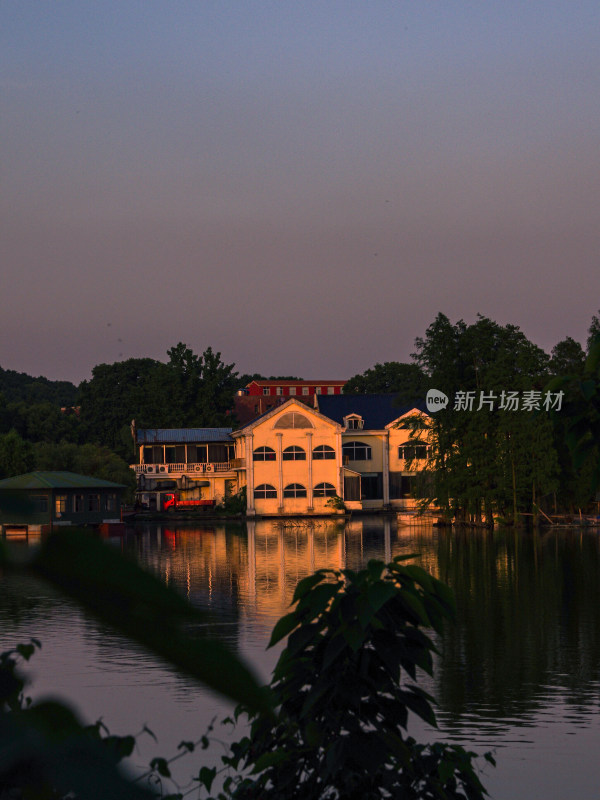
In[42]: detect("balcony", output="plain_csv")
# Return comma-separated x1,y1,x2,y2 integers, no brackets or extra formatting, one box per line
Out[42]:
132,462,233,476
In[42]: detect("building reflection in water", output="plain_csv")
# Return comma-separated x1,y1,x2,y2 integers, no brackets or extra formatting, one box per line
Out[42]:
133,517,415,640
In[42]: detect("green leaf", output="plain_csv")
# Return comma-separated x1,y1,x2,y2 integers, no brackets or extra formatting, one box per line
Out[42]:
150,756,171,778
396,590,431,627
251,750,289,773
367,581,397,614
198,766,217,792
291,571,328,604
268,611,299,648
322,632,348,670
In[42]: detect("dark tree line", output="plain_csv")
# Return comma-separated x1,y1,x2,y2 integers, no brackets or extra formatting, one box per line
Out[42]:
1,318,598,513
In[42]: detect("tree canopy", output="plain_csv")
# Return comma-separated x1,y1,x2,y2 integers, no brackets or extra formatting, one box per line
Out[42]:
344,362,428,404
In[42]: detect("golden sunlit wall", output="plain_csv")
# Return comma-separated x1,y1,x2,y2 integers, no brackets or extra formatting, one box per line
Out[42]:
234,400,342,515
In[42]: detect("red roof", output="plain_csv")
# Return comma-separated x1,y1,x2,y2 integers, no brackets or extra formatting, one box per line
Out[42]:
247,379,346,387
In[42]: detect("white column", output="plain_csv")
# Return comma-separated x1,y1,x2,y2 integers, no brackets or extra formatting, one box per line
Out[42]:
336,429,343,498
306,432,313,511
276,433,284,511
383,430,390,507
246,434,255,514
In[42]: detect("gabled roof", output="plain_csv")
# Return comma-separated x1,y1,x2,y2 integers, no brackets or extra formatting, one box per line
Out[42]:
232,398,343,434
137,428,233,444
0,471,126,490
316,394,428,430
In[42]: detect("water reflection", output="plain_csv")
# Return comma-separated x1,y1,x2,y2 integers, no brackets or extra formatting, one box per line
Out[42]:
3,518,600,798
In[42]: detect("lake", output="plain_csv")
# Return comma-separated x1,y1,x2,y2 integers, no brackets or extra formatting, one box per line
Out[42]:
2,517,600,799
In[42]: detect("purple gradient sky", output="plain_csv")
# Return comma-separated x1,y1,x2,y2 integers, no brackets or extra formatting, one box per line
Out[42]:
2,2,599,385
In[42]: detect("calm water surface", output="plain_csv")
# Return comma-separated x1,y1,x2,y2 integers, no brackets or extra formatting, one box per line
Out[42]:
2,517,600,799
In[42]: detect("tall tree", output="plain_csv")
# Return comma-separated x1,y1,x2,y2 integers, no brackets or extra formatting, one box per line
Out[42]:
77,358,166,458
165,343,238,427
344,361,428,404
412,314,559,524
549,337,586,377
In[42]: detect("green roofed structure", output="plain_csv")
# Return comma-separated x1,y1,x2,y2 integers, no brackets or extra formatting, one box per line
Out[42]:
0,471,125,533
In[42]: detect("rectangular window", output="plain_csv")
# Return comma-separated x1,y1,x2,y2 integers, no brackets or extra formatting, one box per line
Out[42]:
55,495,67,515
302,387,309,395
73,494,84,513
88,494,100,512
276,387,283,395
399,445,428,460
105,493,117,512
315,387,322,395
327,386,335,394
263,387,270,395
32,495,48,513
289,387,296,395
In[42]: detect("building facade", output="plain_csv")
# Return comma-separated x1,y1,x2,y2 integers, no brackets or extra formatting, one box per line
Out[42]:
232,396,431,516
132,428,237,510
0,471,125,533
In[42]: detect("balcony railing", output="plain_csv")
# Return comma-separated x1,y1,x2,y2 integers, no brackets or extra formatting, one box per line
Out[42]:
132,462,233,475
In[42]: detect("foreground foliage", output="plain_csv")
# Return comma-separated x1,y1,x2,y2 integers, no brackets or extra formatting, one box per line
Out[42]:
0,534,490,799
210,557,491,800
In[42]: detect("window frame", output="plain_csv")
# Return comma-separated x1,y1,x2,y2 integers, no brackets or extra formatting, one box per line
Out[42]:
312,444,336,460
253,446,276,461
283,483,307,498
254,483,277,499
342,441,372,461
313,482,336,497
282,445,306,461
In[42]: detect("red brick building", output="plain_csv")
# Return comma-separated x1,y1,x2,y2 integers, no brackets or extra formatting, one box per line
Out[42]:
244,380,346,398
234,380,347,426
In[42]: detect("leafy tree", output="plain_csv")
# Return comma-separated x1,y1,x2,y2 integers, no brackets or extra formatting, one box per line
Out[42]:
547,334,600,495
586,309,600,353
0,366,78,406
0,430,35,479
215,557,491,799
4,401,81,444
344,362,428,405
78,347,239,457
33,441,137,498
77,358,164,458
549,337,585,377
411,314,559,524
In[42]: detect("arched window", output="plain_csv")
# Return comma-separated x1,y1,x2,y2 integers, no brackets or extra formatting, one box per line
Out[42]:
313,482,336,497
253,446,276,461
274,412,314,429
283,445,306,460
254,484,277,498
342,441,372,461
283,483,307,498
312,445,335,460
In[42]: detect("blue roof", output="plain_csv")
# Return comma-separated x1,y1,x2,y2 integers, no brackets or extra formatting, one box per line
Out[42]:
137,428,233,444
316,394,427,429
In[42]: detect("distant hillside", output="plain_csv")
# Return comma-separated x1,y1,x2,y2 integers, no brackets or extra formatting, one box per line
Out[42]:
0,366,78,406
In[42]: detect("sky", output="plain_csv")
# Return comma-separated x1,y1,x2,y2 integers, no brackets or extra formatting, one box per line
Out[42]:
2,1,599,385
